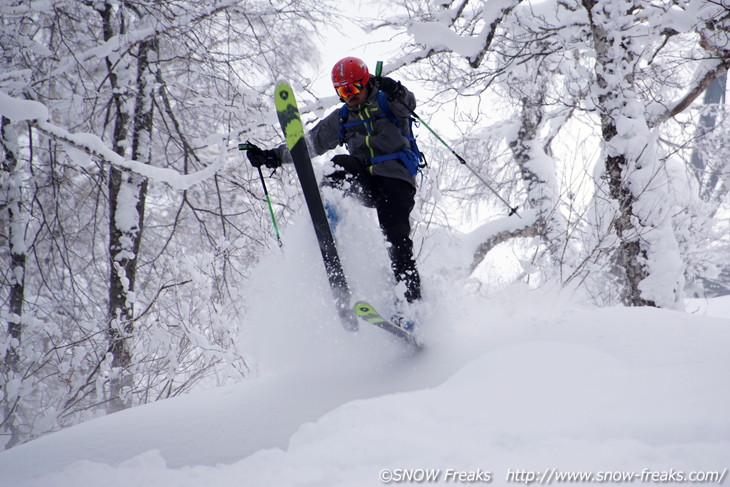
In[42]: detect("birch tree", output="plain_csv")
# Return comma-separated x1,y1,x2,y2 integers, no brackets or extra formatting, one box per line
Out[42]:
1,115,28,449
376,0,730,306
1,0,333,448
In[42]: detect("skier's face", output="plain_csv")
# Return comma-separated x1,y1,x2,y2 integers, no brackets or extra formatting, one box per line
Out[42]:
343,88,367,107
336,81,368,107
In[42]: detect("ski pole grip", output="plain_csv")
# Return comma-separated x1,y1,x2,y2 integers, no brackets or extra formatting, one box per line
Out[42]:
375,60,383,77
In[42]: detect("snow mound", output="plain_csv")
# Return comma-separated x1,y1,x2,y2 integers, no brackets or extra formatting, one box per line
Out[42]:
2,297,729,487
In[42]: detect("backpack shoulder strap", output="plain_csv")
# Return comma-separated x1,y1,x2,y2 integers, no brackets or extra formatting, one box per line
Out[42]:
380,92,426,168
377,91,400,127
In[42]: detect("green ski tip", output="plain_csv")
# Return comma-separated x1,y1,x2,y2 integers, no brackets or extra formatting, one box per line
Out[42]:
274,81,304,151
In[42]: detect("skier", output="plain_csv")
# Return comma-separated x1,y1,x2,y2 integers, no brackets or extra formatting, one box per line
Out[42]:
247,57,422,321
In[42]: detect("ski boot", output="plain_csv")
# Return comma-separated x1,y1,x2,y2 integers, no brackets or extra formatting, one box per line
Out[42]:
391,313,416,331
324,200,340,232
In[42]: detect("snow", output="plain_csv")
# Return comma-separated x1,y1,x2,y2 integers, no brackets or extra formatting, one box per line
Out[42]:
0,90,49,122
408,22,484,59
407,0,521,61
1,195,729,487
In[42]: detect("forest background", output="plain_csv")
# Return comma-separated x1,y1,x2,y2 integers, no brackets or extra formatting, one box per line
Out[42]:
1,0,729,450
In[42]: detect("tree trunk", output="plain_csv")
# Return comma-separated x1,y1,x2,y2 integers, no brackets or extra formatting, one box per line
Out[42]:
583,0,683,308
691,74,728,208
101,2,154,413
507,78,569,266
1,116,26,448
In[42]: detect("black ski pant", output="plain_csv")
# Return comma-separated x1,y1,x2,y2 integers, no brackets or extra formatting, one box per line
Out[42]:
326,155,422,303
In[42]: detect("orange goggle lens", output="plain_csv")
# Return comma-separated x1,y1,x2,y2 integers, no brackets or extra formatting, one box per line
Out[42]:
335,82,364,99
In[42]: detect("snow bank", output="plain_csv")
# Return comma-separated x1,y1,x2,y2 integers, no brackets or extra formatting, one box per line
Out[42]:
2,294,728,487
1,179,728,487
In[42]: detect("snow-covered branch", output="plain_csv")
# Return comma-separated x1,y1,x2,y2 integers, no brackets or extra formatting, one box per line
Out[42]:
46,0,243,81
466,209,538,273
396,0,523,70
32,119,221,190
650,57,730,127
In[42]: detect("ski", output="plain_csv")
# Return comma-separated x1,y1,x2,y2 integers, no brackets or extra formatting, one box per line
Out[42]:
274,81,358,331
353,301,423,349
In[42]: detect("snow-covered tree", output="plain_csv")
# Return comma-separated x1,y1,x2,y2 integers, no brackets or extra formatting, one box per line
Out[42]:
0,0,333,448
376,0,730,307
1,114,28,449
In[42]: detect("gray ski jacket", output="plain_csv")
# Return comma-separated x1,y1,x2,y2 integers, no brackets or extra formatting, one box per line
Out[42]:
275,84,417,187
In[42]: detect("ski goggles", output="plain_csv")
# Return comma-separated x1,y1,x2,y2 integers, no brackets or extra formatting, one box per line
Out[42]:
335,81,364,99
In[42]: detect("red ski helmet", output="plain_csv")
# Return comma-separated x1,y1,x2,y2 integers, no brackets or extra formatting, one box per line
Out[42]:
331,57,370,98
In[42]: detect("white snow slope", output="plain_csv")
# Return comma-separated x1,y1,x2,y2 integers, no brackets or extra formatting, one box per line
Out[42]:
1,202,729,487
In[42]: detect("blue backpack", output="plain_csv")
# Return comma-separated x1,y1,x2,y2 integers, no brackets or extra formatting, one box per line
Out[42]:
337,91,425,176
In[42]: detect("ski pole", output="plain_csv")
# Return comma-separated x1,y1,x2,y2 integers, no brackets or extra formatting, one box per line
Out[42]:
239,142,283,247
409,111,519,216
375,61,519,217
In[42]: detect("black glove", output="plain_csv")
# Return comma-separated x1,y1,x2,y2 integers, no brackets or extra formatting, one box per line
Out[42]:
247,145,281,169
376,76,403,99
